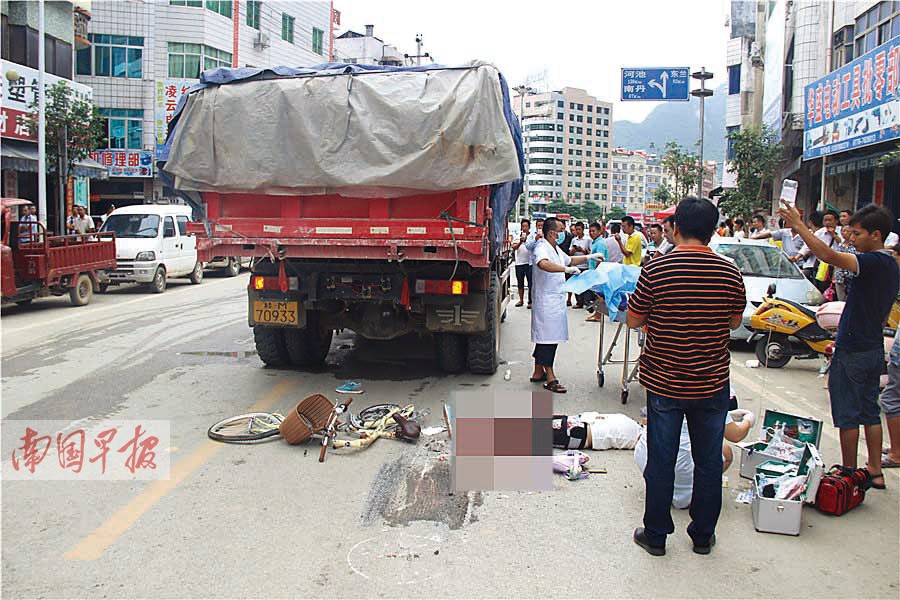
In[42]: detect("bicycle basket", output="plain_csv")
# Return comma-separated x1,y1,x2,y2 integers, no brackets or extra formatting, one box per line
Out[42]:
280,394,334,445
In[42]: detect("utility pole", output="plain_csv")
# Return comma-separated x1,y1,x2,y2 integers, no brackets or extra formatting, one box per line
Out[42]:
404,34,430,66
691,67,714,198
37,0,47,228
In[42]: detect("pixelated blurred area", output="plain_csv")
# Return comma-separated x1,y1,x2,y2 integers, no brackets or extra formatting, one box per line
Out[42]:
451,391,553,491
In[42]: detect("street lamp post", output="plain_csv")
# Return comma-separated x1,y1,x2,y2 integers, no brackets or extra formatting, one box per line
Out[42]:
37,0,46,226
4,2,47,225
512,84,532,221
691,67,714,198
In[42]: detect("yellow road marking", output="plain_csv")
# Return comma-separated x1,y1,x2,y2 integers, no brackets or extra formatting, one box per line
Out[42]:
64,379,298,561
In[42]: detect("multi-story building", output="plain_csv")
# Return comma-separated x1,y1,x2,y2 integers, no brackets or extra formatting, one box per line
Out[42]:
333,24,405,66
793,0,900,221
753,0,900,223
1,0,106,232
610,148,665,216
701,159,718,198
722,0,768,195
75,0,332,211
513,86,613,212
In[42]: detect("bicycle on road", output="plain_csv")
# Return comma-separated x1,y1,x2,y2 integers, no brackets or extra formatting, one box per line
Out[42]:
208,401,421,461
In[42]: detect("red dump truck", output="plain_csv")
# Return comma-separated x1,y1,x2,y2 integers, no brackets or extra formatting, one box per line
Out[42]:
1,198,116,307
161,62,523,374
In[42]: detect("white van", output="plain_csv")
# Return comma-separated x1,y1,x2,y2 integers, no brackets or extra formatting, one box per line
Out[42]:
100,205,202,293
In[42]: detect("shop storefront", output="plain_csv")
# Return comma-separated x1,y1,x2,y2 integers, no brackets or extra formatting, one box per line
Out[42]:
87,149,155,216
1,59,107,229
803,34,900,233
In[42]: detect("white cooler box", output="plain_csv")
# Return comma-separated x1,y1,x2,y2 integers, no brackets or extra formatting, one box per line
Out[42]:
738,409,823,479
751,445,825,536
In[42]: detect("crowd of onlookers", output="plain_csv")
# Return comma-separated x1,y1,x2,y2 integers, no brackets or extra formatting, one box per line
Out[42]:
744,208,898,300
515,198,900,556
511,215,677,312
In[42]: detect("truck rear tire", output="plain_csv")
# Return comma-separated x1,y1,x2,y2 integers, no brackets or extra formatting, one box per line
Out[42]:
189,261,204,284
467,273,501,374
283,311,333,367
69,274,93,306
254,325,290,367
149,266,166,293
435,333,467,374
226,257,241,277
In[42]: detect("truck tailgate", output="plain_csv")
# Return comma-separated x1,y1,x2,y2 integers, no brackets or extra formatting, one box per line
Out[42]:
201,186,491,266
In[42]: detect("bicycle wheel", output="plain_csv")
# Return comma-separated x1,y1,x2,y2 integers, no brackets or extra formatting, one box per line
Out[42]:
348,404,402,431
208,412,285,443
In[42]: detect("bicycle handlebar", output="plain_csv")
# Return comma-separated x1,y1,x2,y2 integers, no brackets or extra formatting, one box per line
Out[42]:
319,398,355,462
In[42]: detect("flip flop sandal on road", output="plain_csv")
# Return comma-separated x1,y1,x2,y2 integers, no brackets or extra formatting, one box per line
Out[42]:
882,455,900,468
530,374,548,383
543,380,567,394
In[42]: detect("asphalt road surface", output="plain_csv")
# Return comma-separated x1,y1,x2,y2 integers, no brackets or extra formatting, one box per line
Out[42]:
2,274,898,598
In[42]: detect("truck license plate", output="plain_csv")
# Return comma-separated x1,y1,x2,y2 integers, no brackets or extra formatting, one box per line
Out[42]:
253,300,299,325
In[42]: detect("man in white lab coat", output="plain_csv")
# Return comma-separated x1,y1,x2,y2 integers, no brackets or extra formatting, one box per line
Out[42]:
530,217,601,393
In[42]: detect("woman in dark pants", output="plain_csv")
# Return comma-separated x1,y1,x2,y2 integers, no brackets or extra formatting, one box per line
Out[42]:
529,217,598,393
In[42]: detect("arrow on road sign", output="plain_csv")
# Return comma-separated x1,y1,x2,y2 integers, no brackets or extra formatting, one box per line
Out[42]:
648,71,668,98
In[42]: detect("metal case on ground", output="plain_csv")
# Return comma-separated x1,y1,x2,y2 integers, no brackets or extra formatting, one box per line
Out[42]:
751,444,825,536
738,409,823,479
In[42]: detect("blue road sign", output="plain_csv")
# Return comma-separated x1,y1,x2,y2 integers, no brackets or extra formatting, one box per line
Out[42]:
621,67,690,101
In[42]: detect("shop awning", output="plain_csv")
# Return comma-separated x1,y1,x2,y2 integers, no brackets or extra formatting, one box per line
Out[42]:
653,204,677,220
824,150,900,177
0,139,109,180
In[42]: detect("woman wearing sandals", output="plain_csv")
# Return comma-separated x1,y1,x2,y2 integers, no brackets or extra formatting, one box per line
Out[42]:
530,217,602,393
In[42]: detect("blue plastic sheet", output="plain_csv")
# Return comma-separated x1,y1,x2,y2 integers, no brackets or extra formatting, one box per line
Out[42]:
563,263,641,321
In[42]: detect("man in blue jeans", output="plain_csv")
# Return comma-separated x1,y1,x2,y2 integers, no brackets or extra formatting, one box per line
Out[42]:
627,197,746,556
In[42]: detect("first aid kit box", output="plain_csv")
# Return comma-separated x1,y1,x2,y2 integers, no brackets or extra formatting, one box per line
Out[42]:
751,444,825,536
738,409,822,479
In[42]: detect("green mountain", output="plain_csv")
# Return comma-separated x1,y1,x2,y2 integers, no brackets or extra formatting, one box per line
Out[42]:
613,84,727,167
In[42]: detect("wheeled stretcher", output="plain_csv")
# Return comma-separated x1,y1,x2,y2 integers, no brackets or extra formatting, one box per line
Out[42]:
590,294,644,404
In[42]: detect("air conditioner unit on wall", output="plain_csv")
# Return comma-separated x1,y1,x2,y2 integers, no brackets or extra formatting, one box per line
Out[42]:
253,31,270,49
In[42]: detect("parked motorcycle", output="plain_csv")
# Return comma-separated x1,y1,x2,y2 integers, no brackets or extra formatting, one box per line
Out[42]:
749,284,838,368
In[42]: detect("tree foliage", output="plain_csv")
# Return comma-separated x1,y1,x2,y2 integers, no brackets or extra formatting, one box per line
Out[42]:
661,141,704,200
545,199,569,214
579,201,604,224
25,81,106,176
718,125,783,218
653,181,674,206
606,206,627,221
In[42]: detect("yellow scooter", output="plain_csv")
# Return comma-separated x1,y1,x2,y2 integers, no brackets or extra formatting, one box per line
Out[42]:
749,284,834,368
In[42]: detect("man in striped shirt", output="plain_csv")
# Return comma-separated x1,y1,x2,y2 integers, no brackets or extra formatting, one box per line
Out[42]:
626,196,746,557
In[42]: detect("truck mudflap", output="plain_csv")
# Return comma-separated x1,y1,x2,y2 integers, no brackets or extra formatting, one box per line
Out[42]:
426,257,509,335
425,293,488,334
